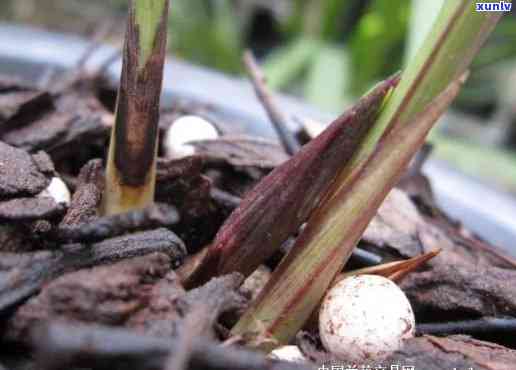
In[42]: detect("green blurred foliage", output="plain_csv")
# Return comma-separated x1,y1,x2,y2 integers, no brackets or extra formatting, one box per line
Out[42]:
169,0,242,73
3,0,516,189
349,0,409,95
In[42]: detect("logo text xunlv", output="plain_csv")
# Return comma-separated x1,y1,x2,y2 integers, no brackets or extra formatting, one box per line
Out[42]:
476,1,512,12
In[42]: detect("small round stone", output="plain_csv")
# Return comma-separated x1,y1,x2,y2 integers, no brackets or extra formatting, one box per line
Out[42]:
38,177,71,205
164,115,218,158
269,345,306,363
319,274,415,363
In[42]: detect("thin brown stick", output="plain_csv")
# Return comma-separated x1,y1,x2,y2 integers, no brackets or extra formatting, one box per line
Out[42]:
50,22,116,93
243,50,301,155
417,317,516,336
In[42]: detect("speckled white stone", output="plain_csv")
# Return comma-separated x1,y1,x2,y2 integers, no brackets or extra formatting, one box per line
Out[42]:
38,177,71,205
164,115,218,158
269,345,306,363
319,274,415,362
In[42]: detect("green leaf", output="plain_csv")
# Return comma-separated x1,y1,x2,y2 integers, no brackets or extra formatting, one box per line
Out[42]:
183,76,399,287
231,74,466,350
350,0,409,94
304,46,350,112
135,0,169,67
347,0,507,183
262,38,321,90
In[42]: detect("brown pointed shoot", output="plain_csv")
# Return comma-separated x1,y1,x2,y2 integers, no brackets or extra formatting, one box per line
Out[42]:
184,74,400,286
231,73,467,350
102,0,169,215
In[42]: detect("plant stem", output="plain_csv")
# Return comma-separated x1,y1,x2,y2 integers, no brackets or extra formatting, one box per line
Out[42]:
231,75,466,350
326,1,507,205
185,76,398,286
102,0,169,215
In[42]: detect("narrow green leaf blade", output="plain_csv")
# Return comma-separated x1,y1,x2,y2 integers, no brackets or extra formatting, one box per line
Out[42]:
351,0,507,172
231,74,466,349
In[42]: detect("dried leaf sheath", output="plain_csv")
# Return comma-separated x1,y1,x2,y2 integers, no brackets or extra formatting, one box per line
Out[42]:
231,74,467,349
103,0,169,215
188,75,399,285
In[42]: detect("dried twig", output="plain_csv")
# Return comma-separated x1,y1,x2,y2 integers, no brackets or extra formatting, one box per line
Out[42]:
32,322,316,370
50,22,117,93
417,317,516,336
57,203,180,243
243,50,301,155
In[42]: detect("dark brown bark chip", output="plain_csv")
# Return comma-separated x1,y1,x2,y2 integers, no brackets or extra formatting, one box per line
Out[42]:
363,189,516,269
156,156,222,251
156,156,211,215
0,87,53,133
5,256,240,343
0,224,36,253
0,229,186,316
0,251,61,315
401,263,516,319
0,197,65,221
0,141,50,199
5,253,173,341
126,270,186,338
3,111,71,152
46,113,108,153
57,203,180,243
65,228,187,270
128,273,246,338
191,135,289,169
31,322,315,370
31,150,56,176
359,190,516,320
59,159,103,228
384,335,516,370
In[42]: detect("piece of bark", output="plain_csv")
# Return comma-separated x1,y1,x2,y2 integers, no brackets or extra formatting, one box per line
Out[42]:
0,225,35,253
363,188,516,269
31,322,316,370
384,335,516,370
64,228,186,270
0,141,50,199
5,253,174,341
156,156,212,219
57,203,180,243
156,156,222,251
59,159,103,228
401,262,516,319
191,135,289,169
0,84,53,133
31,150,55,174
125,270,186,338
358,189,516,320
3,111,71,151
128,273,246,338
47,113,109,154
0,197,64,222
0,229,186,315
0,251,60,316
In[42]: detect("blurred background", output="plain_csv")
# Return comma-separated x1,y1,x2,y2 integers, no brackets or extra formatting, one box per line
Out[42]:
1,0,516,193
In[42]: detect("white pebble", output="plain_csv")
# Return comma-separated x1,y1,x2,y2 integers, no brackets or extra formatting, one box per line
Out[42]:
269,345,306,363
319,275,415,362
38,177,71,206
164,115,219,158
